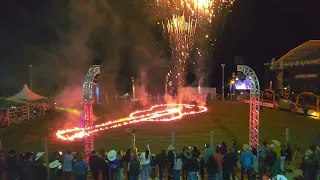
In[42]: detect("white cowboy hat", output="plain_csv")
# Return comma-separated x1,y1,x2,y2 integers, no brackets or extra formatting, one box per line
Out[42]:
49,160,61,169
35,152,45,161
168,145,175,151
108,150,117,161
270,144,275,149
243,144,250,152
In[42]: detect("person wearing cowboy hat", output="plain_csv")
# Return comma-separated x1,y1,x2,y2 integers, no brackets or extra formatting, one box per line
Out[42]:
49,160,62,180
108,150,120,180
34,152,47,180
240,144,254,180
167,145,176,180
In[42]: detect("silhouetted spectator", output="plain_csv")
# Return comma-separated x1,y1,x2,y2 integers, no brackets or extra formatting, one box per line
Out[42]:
222,148,237,180
63,149,74,180
5,149,19,180
167,145,176,180
20,152,36,180
89,150,100,180
156,149,168,180
34,152,47,180
206,155,218,180
117,150,125,180
128,155,140,180
74,154,88,180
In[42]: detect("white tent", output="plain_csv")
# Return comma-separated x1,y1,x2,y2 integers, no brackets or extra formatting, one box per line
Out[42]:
7,84,47,101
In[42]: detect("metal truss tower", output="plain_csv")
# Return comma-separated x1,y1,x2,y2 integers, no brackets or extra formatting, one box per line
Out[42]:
83,61,101,162
237,65,260,148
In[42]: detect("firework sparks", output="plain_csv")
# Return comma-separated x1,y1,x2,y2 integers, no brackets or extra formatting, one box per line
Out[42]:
162,14,197,93
155,0,235,23
56,104,207,141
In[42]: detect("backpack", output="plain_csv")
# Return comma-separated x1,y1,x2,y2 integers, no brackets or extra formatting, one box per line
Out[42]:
174,158,183,170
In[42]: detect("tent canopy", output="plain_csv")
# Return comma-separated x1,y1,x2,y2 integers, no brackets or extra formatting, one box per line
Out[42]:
276,40,320,63
7,84,47,101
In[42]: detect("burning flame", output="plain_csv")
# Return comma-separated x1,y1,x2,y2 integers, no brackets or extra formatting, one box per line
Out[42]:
56,104,207,141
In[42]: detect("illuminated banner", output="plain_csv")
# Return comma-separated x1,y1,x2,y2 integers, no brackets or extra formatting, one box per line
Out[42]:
294,73,318,79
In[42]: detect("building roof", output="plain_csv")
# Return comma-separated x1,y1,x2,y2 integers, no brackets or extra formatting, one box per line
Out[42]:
7,84,47,101
276,40,320,64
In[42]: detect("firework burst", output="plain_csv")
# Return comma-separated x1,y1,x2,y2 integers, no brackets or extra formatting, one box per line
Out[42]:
156,0,235,23
162,14,197,93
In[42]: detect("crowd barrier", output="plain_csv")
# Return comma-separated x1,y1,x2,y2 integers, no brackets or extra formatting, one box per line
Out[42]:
239,89,279,109
0,103,50,127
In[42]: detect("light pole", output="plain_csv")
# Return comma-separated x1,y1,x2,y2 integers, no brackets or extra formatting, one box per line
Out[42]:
221,64,225,101
28,65,33,90
131,77,135,99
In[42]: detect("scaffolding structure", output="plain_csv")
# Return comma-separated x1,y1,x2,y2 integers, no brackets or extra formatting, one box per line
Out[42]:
237,65,260,148
83,64,100,162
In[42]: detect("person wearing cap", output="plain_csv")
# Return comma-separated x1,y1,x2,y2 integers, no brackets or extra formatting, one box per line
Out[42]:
265,144,277,179
49,160,62,180
73,154,88,180
34,152,47,180
240,144,254,180
108,150,120,180
20,152,36,180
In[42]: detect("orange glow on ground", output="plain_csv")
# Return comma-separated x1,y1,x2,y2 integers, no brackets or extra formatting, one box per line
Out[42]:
56,104,207,141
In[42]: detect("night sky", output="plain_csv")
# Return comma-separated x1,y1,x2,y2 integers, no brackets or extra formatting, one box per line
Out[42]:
0,0,319,97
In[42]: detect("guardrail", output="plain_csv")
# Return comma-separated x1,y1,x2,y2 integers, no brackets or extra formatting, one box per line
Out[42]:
0,103,51,127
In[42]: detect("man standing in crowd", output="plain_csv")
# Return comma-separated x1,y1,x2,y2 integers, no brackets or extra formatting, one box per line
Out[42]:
34,152,47,180
20,152,36,180
157,149,168,180
258,141,268,179
74,154,88,180
63,149,74,180
265,144,277,179
222,148,237,180
128,155,140,180
240,144,254,180
89,150,100,180
167,145,176,180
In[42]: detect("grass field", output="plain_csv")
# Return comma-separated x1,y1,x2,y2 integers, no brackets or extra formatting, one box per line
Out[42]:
0,101,319,156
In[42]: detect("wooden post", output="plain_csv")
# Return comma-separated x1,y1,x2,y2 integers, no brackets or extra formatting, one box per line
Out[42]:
158,93,160,103
286,128,291,143
0,140,2,151
210,131,215,150
171,132,175,145
125,96,127,104
106,94,108,103
132,134,136,149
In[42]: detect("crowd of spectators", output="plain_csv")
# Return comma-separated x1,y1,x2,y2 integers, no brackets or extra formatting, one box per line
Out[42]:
0,141,319,180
